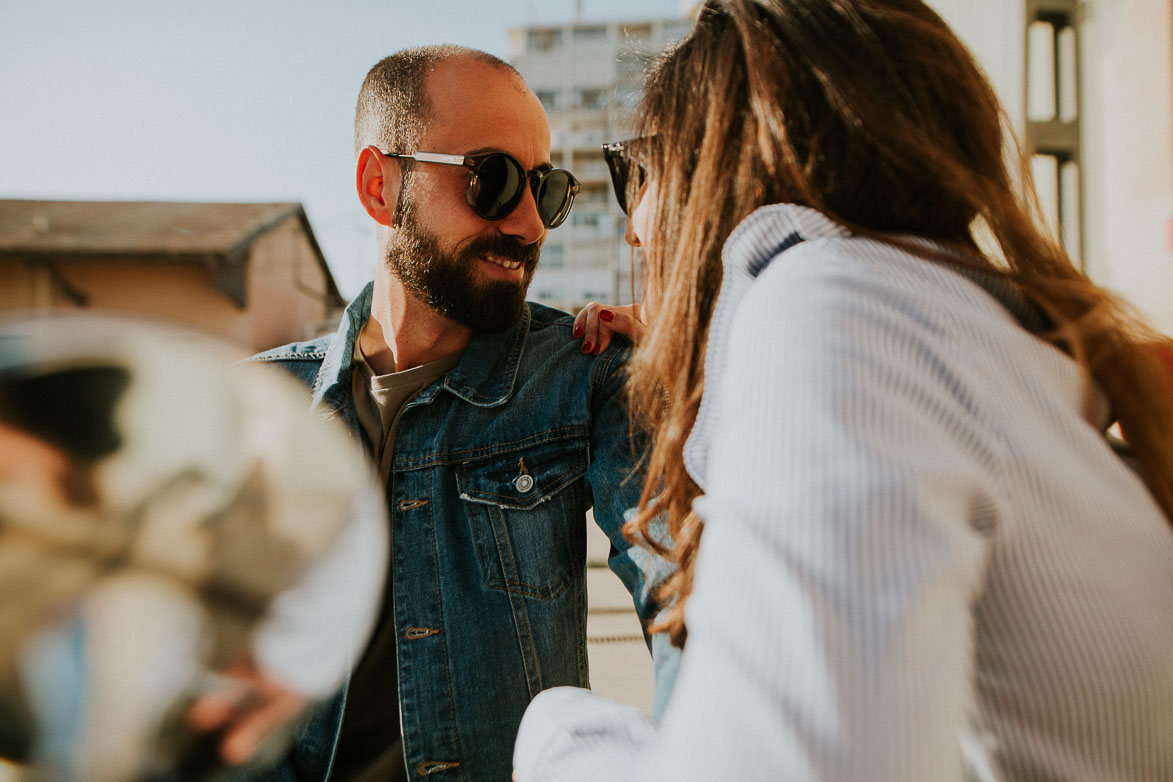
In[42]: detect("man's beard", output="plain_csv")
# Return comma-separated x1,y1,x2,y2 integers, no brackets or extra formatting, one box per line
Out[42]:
383,196,540,334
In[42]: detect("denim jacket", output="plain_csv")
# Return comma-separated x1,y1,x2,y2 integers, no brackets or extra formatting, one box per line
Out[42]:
244,282,669,781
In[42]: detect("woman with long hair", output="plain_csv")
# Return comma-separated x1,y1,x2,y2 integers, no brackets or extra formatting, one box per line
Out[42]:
513,0,1173,779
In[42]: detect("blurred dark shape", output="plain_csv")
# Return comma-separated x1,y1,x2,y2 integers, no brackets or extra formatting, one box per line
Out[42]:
0,366,131,510
0,366,130,462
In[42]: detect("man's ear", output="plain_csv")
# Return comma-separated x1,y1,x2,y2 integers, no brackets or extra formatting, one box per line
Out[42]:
356,146,399,227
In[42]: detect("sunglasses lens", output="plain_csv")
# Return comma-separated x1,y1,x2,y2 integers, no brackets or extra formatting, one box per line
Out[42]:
604,143,646,216
466,153,577,228
470,154,525,219
535,170,577,229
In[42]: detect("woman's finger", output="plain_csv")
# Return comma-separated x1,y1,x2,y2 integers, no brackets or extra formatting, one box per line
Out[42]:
598,307,645,348
591,305,645,353
576,302,603,355
572,307,589,340
574,303,646,354
186,679,254,732
219,687,307,766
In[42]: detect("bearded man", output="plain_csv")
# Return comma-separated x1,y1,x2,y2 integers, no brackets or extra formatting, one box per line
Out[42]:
237,46,672,782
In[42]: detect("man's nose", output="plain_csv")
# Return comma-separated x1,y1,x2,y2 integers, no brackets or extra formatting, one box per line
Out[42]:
496,182,546,246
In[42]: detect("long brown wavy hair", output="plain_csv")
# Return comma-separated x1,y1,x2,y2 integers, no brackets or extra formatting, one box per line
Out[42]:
623,0,1173,647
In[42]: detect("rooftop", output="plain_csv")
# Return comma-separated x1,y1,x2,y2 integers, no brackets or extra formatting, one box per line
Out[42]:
0,199,343,308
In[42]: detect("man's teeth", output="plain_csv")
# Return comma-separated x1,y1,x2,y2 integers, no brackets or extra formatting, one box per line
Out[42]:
484,255,521,271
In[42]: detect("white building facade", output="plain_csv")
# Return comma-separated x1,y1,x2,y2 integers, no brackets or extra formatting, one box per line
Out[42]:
514,2,1173,333
932,0,1173,333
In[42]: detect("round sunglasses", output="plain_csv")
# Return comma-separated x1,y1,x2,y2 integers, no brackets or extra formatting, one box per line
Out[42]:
381,150,581,229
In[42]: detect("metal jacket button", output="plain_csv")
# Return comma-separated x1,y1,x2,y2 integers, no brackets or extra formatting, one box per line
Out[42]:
514,474,534,493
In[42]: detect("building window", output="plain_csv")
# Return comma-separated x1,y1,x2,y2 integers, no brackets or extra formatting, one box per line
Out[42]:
573,25,608,47
533,288,564,303
1025,0,1082,265
620,23,653,41
660,20,693,43
541,243,565,267
576,88,607,110
535,89,561,112
572,211,610,240
571,149,610,183
615,50,657,108
614,84,641,109
577,182,609,205
528,28,562,52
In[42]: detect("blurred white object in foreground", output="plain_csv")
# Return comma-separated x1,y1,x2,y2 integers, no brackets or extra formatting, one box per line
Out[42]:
0,313,387,781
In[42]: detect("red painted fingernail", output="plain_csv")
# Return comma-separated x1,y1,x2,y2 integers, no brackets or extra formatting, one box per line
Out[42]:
600,309,615,322
582,341,593,353
573,324,584,337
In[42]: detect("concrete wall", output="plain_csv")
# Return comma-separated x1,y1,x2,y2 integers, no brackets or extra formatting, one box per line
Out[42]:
927,0,1029,129
1081,0,1173,333
247,215,335,349
0,262,251,345
927,0,1173,334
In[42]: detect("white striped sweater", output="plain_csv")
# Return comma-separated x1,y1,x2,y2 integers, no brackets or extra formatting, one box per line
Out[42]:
514,204,1173,781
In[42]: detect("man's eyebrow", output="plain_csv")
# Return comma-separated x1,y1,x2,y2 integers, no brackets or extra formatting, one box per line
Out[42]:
465,146,553,171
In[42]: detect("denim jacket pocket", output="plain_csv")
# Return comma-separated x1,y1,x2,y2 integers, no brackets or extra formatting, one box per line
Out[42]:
456,434,588,600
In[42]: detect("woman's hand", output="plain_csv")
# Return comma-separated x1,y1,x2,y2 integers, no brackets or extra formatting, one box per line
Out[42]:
186,656,308,767
572,303,645,355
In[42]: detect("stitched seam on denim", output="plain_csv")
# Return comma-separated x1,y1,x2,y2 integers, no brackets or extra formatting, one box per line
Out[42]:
466,492,578,599
589,341,624,392
495,580,573,600
492,574,574,600
488,504,547,685
247,352,328,362
586,346,628,499
392,426,588,470
316,386,352,420
455,439,587,503
458,463,587,507
490,535,574,599
308,357,330,398
468,504,506,591
525,303,572,332
568,573,589,682
448,427,586,459
408,469,465,772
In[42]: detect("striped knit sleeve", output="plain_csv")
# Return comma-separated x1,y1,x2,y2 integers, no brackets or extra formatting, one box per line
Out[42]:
515,243,1001,781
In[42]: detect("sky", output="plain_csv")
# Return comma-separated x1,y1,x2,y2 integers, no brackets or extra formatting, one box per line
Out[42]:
0,0,688,298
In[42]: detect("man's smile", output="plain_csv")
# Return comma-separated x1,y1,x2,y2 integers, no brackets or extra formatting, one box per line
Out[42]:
478,253,523,272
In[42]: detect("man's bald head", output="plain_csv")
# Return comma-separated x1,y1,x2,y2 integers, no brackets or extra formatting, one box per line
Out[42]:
353,45,527,156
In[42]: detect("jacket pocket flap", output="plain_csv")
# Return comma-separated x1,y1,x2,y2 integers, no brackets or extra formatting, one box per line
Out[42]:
456,436,588,510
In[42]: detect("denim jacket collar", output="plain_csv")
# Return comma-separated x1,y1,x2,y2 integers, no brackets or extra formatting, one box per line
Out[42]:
440,305,529,408
315,281,530,414
312,282,371,415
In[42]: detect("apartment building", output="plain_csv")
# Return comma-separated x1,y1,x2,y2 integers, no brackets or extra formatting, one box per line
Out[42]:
510,15,691,312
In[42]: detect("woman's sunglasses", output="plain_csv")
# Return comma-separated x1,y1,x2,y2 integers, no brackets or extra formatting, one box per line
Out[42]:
601,138,650,216
381,150,581,229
